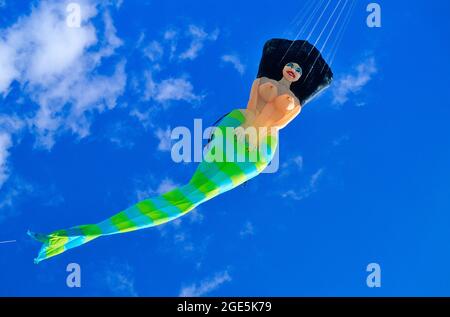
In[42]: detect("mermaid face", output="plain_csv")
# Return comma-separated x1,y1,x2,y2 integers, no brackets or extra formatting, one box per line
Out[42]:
282,62,302,82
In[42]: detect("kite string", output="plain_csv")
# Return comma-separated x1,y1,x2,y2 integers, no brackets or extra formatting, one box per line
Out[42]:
286,0,316,32
305,0,348,81
0,240,17,244
280,0,327,63
281,4,305,38
318,0,357,74
295,0,325,38
305,0,333,43
308,0,345,56
320,0,349,53
313,0,350,73
303,1,346,82
303,0,348,82
280,0,355,77
326,0,357,69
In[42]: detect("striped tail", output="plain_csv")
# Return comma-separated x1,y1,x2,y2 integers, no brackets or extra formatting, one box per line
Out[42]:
28,181,221,263
29,109,278,263
28,225,103,264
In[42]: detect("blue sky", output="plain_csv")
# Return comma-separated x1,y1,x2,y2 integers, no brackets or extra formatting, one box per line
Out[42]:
1,0,450,296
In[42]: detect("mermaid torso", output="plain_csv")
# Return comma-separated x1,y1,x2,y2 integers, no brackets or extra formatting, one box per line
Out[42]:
258,81,297,111
253,80,299,128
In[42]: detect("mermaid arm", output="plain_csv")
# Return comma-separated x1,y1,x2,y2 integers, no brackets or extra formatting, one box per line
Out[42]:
243,78,261,126
247,78,260,113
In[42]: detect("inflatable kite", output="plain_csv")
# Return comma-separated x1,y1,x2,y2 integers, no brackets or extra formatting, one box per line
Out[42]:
29,39,333,263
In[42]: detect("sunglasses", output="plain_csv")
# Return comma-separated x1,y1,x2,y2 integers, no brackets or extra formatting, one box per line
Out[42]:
286,63,302,74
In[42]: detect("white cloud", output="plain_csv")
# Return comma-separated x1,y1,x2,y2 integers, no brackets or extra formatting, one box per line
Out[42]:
156,218,197,255
282,168,324,201
112,0,123,9
143,25,218,62
292,156,304,170
0,178,34,223
281,155,304,171
332,135,350,147
189,209,204,224
281,189,301,201
0,115,24,189
333,57,377,105
179,270,231,297
0,0,126,149
135,176,178,201
0,117,24,187
155,78,202,103
154,206,204,255
130,108,153,129
163,29,178,59
103,261,137,296
0,115,25,133
106,121,136,149
222,54,245,75
138,25,214,106
179,25,219,61
154,127,172,152
144,41,164,62
279,155,304,178
164,29,177,40
3,1,97,86
143,71,157,100
31,60,126,148
0,133,12,189
95,11,123,60
239,221,255,237
144,74,203,104
156,177,178,194
0,42,17,93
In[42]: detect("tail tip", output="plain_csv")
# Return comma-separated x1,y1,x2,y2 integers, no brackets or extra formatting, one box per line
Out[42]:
27,230,49,243
27,230,38,240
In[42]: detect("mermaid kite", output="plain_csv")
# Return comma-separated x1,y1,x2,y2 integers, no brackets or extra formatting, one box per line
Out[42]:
29,39,333,263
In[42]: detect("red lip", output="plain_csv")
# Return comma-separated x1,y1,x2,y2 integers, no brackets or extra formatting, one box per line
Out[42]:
287,70,295,78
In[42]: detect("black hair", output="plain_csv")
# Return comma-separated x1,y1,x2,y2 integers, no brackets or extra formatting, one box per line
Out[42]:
256,38,333,105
